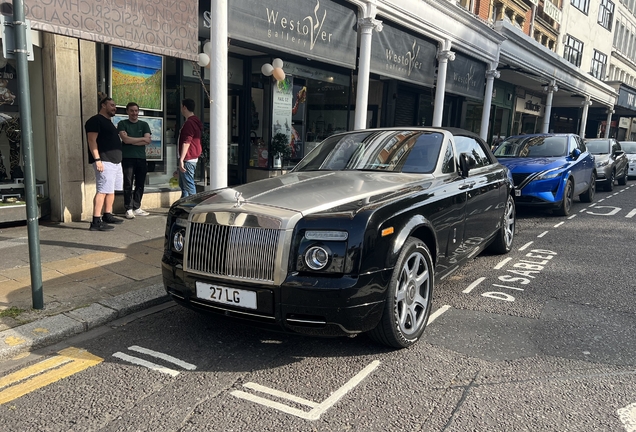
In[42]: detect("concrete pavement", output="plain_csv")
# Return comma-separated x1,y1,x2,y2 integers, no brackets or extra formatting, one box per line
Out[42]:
0,209,171,360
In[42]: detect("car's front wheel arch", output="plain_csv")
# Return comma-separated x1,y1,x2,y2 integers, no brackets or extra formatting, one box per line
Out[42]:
387,216,438,270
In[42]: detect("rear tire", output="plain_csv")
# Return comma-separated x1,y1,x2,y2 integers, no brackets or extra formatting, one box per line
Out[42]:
618,167,628,186
555,179,574,216
605,171,615,191
580,173,595,203
487,194,515,254
368,237,433,349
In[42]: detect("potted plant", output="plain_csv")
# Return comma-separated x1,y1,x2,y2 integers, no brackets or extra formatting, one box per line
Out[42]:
270,132,292,169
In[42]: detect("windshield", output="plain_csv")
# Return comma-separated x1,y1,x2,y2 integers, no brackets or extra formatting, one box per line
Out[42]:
494,135,568,158
585,140,610,155
293,130,443,173
621,141,636,154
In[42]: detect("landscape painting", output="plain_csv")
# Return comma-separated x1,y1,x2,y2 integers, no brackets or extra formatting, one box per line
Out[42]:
110,47,163,111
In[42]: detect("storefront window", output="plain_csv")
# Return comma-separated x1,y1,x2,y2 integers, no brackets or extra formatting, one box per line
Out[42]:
249,61,351,171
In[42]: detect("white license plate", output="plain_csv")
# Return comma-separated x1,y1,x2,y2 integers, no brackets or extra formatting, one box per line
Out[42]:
195,282,257,310
515,189,521,197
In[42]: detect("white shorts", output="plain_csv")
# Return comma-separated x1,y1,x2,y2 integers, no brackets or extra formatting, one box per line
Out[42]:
94,161,123,194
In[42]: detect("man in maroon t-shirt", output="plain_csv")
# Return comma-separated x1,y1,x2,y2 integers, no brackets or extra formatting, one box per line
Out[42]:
177,98,203,198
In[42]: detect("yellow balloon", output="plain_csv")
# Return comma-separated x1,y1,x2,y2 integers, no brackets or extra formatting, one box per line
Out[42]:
272,67,285,81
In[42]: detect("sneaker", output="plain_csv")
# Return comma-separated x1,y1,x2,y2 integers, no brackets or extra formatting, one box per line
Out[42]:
89,221,115,231
125,209,135,219
102,213,124,224
133,208,150,216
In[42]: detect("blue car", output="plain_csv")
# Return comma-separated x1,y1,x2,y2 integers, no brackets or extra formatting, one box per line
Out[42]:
493,133,596,216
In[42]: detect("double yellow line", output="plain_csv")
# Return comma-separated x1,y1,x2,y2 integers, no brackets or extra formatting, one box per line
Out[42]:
0,347,103,405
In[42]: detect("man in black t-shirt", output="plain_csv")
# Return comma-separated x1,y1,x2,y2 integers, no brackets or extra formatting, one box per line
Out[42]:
84,97,124,231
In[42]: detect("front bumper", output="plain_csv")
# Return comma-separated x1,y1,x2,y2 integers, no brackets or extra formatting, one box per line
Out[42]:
513,175,565,207
162,255,390,337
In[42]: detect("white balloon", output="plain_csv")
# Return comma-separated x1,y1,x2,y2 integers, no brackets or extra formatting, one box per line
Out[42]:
272,58,283,69
197,53,210,67
203,42,212,55
261,63,274,76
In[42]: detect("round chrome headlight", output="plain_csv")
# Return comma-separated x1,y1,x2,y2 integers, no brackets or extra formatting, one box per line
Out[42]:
304,246,329,270
173,230,185,252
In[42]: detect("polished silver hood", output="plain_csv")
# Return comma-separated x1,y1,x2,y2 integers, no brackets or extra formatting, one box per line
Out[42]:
192,171,432,216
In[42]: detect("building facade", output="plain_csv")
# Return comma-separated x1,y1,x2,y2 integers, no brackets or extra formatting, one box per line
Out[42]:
0,0,628,225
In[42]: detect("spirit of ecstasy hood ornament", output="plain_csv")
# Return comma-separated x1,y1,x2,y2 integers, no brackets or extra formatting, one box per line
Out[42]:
234,191,245,208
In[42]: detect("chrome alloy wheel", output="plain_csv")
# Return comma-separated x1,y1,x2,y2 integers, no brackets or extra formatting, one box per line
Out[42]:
503,195,515,248
394,250,431,337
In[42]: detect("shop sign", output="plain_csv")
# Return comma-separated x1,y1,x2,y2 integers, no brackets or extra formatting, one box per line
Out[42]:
616,86,636,110
619,117,630,128
516,94,544,116
0,62,18,112
369,21,437,87
543,1,562,25
446,52,486,101
200,0,357,69
0,0,199,60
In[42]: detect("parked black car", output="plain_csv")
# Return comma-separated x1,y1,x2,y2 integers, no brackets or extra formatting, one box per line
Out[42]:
162,128,516,348
585,138,629,191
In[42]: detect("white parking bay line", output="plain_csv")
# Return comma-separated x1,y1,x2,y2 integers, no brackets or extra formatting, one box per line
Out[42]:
598,198,605,202
243,382,318,407
626,209,636,219
617,402,636,432
537,231,549,238
553,222,565,228
428,305,451,324
112,352,180,377
232,360,381,421
494,258,512,270
128,346,196,370
518,241,533,251
463,277,486,294
568,214,577,220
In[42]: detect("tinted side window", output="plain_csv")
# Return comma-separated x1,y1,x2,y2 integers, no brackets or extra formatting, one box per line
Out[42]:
577,136,587,152
442,141,455,173
454,136,491,168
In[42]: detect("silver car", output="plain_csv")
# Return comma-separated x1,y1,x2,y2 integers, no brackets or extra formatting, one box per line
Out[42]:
620,141,636,178
585,138,629,191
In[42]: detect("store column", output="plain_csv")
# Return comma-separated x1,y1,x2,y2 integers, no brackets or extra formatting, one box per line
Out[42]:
579,96,591,139
605,108,614,138
480,65,499,142
355,3,382,130
433,41,455,127
541,81,558,133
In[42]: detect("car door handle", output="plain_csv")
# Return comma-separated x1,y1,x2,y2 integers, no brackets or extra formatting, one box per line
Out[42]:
459,181,476,190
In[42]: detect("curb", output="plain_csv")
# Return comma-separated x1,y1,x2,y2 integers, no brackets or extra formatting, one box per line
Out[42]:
0,283,170,361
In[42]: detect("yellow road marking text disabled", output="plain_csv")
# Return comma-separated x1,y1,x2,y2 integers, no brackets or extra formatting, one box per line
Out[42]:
0,347,102,404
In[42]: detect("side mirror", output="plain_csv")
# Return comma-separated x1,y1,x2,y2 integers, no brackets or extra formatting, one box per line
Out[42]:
459,153,473,177
570,148,581,159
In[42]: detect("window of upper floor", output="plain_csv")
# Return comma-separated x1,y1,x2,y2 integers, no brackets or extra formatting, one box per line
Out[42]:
571,0,590,14
590,50,607,80
563,35,584,67
598,0,614,30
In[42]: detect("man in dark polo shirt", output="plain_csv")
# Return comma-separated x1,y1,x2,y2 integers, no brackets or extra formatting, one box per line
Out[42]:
85,97,124,231
117,102,152,219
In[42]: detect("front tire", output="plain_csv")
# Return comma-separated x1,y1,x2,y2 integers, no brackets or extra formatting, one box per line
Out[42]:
555,179,574,216
487,194,515,254
580,173,595,203
368,237,433,349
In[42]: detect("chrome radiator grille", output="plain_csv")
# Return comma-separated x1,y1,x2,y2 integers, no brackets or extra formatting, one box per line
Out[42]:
185,222,280,282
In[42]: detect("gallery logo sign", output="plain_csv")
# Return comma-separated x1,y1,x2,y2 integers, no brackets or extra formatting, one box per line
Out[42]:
453,65,478,91
265,0,332,50
385,40,421,77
